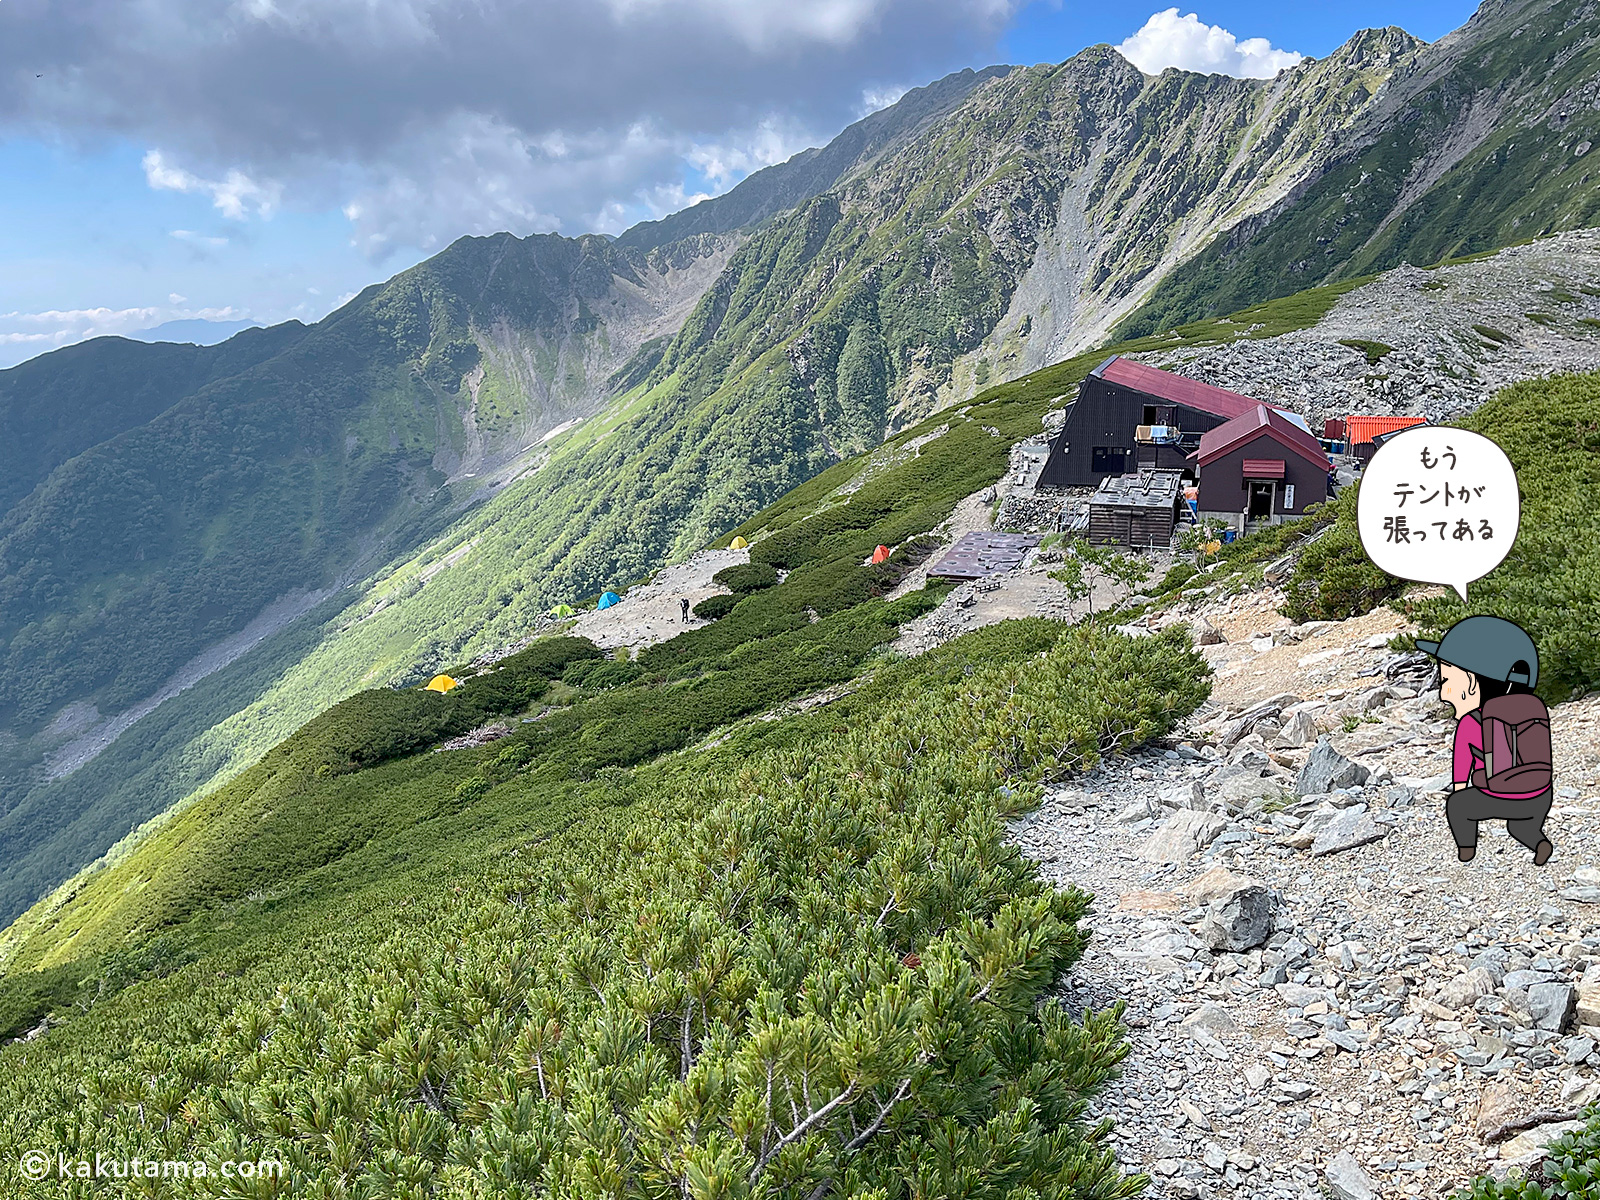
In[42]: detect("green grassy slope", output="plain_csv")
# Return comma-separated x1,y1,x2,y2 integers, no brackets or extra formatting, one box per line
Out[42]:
1113,0,1600,339
0,605,1209,1197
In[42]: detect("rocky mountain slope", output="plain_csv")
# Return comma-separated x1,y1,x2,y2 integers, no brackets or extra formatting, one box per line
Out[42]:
1117,0,1600,338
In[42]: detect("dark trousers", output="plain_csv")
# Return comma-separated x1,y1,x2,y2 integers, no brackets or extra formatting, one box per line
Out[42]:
1446,787,1552,851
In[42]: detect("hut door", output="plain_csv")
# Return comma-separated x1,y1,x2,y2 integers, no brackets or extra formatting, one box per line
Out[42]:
1247,481,1275,519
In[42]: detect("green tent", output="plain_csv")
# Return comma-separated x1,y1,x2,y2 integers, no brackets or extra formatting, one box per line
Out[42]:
549,603,576,618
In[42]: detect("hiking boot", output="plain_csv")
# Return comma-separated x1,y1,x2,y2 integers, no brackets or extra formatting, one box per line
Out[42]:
1535,840,1554,866
1458,845,1476,863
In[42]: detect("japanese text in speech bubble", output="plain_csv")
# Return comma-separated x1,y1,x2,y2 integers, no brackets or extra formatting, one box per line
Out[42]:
1356,426,1519,603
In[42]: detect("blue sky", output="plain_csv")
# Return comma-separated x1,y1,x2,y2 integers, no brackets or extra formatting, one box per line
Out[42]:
0,0,1475,368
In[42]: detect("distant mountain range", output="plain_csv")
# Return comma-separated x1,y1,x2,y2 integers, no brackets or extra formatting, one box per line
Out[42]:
0,0,1595,925
126,318,262,346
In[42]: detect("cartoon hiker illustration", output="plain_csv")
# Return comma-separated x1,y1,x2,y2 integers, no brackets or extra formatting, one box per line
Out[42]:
1415,615,1554,865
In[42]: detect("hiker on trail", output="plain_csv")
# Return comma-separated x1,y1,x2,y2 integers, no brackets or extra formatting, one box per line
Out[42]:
680,597,691,623
1416,616,1554,865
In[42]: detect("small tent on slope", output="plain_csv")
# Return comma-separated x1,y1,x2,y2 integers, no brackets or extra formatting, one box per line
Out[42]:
424,674,460,693
729,536,749,550
597,591,622,610
549,603,576,618
870,544,891,565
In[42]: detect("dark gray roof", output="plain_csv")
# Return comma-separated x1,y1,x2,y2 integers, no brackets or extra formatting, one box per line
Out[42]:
1090,469,1184,510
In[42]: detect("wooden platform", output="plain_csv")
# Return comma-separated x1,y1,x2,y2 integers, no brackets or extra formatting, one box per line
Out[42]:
926,532,1042,581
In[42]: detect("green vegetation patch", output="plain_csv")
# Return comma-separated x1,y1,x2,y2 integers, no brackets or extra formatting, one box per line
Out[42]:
1338,338,1395,365
0,623,1208,1196
1475,324,1513,343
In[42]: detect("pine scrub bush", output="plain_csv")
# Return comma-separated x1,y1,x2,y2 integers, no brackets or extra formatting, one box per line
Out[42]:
0,624,1207,1199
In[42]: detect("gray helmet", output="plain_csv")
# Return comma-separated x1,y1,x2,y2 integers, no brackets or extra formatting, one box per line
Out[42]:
1416,615,1538,688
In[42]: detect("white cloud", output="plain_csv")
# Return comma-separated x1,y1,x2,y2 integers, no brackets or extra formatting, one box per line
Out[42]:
857,85,910,117
0,303,250,364
1117,9,1303,79
683,118,812,188
7,0,1026,258
169,292,187,304
170,230,230,247
599,0,887,50
143,150,282,219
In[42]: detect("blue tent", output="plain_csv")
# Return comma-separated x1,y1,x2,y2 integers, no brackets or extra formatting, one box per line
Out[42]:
597,591,622,610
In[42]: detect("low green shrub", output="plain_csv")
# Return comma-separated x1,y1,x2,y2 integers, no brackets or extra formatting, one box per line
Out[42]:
1281,487,1404,622
1454,1105,1600,1197
711,561,778,593
692,593,740,620
0,622,1205,1197
1400,372,1600,703
1338,338,1394,365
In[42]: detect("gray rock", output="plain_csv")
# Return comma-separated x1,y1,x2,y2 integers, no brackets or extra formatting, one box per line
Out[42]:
1560,886,1600,904
1471,948,1510,983
1113,798,1155,824
1159,779,1208,810
1296,737,1371,795
1182,1001,1242,1037
1309,805,1387,857
1529,982,1576,1033
1243,1063,1270,1089
1273,709,1318,749
1324,1149,1377,1200
1201,884,1279,951
1437,966,1499,1010
1561,1034,1597,1065
1191,616,1224,645
1139,809,1228,863
1212,766,1287,811
1503,969,1557,990
1324,1028,1363,1053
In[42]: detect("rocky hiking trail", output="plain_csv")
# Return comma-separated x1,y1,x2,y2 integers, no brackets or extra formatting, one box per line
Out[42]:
1009,581,1600,1200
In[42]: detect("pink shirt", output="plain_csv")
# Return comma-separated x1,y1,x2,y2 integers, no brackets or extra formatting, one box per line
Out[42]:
1452,712,1482,786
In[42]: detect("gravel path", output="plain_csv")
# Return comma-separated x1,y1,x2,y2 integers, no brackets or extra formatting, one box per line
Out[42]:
1009,583,1600,1200
564,547,751,653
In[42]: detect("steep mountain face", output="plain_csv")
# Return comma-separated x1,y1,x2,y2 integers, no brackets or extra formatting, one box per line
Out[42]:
1116,0,1600,337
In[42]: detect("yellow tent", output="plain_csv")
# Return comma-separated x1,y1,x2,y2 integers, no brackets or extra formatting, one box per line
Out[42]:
424,674,460,693
730,536,749,550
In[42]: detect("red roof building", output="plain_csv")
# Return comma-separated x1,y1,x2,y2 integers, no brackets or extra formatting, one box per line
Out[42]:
1192,404,1331,524
1037,355,1305,488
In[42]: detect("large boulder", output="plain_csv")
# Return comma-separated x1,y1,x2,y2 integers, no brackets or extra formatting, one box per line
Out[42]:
1324,1150,1377,1200
1437,967,1499,1011
1296,737,1370,796
1190,616,1224,646
1212,765,1288,812
1200,883,1279,951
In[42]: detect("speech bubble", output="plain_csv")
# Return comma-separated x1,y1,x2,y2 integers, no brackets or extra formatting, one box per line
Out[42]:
1356,425,1519,602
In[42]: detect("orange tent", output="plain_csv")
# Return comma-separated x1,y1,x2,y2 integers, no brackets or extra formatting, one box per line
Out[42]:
424,674,460,693
870,545,891,564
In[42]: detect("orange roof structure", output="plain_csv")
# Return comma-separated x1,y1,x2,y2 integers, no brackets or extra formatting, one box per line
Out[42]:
1345,415,1427,446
